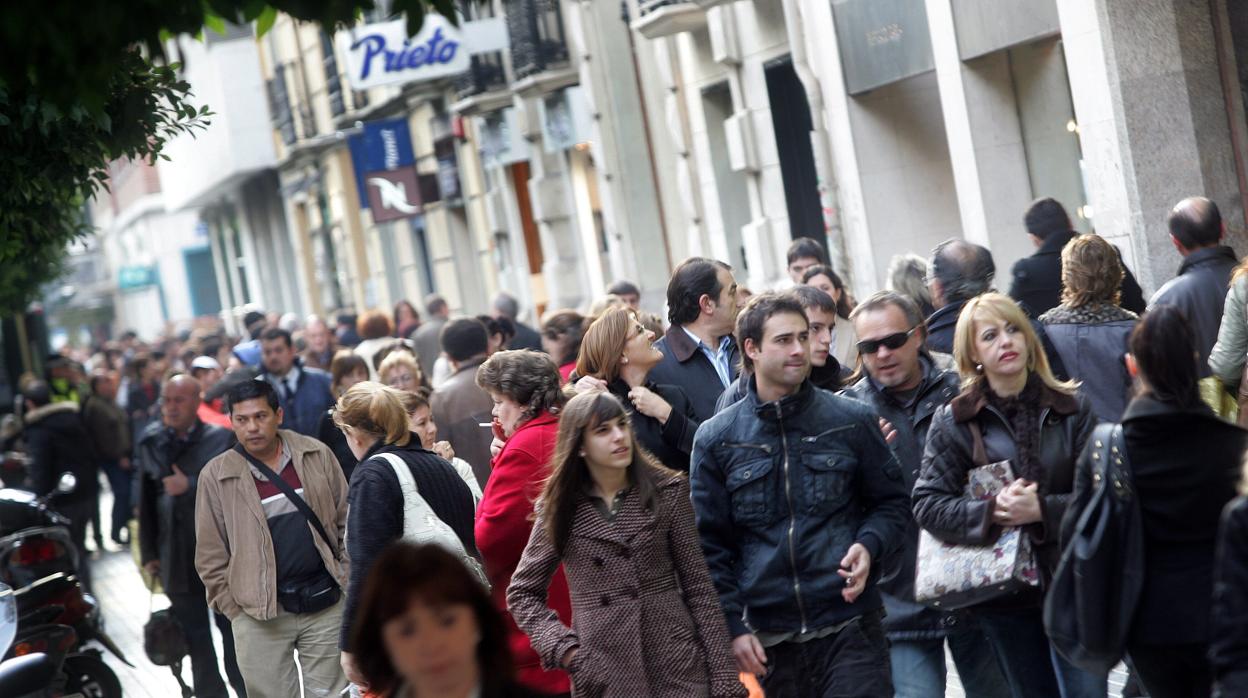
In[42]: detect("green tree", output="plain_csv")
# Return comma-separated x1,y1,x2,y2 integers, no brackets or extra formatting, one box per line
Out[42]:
0,0,451,315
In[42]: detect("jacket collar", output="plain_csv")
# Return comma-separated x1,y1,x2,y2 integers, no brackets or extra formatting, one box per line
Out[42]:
949,379,1079,423
746,375,814,421
1035,230,1077,256
861,356,945,404
513,410,559,437
1121,394,1226,424
1178,245,1237,275
662,323,700,363
24,401,78,425
926,300,966,333
451,355,488,377
214,429,317,480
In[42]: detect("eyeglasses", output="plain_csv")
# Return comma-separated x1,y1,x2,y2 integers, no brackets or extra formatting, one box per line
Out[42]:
856,328,918,355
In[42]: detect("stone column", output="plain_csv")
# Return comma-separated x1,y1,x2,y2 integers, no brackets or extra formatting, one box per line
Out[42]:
1056,0,1246,292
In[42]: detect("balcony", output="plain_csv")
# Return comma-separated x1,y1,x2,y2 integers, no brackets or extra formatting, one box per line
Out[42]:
631,0,706,40
452,53,512,114
507,0,575,95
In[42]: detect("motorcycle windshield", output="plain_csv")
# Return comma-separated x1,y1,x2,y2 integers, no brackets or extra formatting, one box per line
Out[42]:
0,582,13,657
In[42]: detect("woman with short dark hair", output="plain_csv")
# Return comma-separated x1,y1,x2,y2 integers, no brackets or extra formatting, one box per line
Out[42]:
473,350,573,695
540,311,586,383
349,541,546,698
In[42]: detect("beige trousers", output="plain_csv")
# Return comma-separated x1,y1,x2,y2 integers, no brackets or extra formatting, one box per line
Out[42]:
230,600,347,698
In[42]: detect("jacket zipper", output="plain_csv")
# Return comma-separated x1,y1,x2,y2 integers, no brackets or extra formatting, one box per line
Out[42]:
776,403,808,633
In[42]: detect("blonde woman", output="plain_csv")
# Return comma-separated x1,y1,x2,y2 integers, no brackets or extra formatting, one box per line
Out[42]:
333,381,480,689
912,292,1100,697
377,350,425,395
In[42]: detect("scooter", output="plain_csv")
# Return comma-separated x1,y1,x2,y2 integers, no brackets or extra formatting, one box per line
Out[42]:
0,581,80,698
0,474,81,588
15,573,131,682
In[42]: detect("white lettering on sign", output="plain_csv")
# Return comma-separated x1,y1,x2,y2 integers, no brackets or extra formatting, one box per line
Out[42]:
337,16,471,91
369,177,421,214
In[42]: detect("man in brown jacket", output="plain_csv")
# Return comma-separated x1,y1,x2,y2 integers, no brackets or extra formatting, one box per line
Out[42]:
195,379,349,698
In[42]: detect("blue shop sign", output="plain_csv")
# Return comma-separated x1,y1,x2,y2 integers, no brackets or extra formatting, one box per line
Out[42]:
348,118,416,208
118,265,157,290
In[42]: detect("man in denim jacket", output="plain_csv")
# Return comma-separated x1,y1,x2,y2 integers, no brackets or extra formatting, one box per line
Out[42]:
691,292,909,698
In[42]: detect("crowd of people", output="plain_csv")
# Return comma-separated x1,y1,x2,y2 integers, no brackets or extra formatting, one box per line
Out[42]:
13,193,1248,698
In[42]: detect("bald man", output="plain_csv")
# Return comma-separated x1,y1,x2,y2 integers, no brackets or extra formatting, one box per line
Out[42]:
1149,196,1239,376
136,375,245,698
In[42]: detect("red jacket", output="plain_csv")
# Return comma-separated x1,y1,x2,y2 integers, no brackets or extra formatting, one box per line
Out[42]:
475,411,572,694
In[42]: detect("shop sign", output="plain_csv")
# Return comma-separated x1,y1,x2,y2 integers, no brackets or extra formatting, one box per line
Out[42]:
118,265,158,290
337,15,470,91
831,0,935,94
435,137,461,202
952,0,1059,60
348,118,416,208
365,168,443,222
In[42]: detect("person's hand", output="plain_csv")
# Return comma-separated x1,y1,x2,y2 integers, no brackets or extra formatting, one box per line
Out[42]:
432,441,455,461
878,418,897,445
993,479,1041,526
162,465,189,497
732,634,767,676
561,647,578,669
838,543,871,603
628,386,673,425
573,376,608,395
119,456,132,471
143,560,160,577
341,651,368,688
490,436,505,459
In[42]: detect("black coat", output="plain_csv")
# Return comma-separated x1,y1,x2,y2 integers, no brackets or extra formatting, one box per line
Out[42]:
509,320,544,352
1009,230,1146,318
1149,245,1239,377
317,408,358,483
1212,496,1248,695
23,402,97,503
913,381,1096,599
650,325,739,423
843,360,960,638
136,419,236,594
607,380,697,471
1108,397,1246,646
340,438,478,649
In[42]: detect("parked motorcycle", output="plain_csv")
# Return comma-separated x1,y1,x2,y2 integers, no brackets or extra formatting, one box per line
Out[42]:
0,474,80,588
0,581,78,698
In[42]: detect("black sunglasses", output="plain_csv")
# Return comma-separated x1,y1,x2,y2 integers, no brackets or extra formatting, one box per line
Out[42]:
857,328,918,355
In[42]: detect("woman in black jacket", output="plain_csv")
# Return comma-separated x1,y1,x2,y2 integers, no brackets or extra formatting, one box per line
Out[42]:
913,293,1100,698
1213,484,1248,697
333,382,480,690
571,306,698,471
1087,306,1246,697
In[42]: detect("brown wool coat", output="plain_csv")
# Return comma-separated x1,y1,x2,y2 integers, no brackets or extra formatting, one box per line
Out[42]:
507,475,746,698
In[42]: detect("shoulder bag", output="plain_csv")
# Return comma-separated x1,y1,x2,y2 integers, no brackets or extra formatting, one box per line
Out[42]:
1044,423,1144,674
914,421,1041,609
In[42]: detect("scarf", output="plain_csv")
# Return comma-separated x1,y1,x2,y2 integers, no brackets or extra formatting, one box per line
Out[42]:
984,373,1045,490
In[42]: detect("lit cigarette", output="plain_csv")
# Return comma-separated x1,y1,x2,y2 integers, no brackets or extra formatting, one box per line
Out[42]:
479,423,493,428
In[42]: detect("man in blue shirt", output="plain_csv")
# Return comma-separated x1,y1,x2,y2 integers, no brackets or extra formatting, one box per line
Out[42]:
650,257,741,422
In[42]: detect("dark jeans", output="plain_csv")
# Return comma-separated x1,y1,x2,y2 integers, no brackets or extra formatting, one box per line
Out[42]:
973,606,1106,698
167,587,246,698
1129,643,1212,698
55,497,94,594
98,459,132,539
760,610,893,698
889,612,1010,698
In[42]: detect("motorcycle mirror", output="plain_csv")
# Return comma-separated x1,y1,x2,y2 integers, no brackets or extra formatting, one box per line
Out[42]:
55,473,76,495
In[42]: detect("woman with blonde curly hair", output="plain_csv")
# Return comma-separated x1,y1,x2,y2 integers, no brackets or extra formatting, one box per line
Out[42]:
913,293,1101,697
1039,234,1138,421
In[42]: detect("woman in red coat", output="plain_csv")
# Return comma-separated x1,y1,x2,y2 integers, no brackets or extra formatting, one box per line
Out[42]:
475,349,573,695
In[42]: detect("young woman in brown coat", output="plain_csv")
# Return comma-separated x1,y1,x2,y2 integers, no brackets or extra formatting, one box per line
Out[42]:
506,392,745,698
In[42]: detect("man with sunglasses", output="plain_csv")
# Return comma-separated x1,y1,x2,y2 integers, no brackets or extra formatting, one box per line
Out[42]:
843,291,1006,698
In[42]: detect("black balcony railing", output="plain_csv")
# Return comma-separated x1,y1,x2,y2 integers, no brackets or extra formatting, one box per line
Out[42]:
454,53,507,100
267,65,297,145
507,0,570,81
321,31,346,117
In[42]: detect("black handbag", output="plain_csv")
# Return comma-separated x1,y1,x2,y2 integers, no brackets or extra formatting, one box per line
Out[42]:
144,590,193,697
232,444,342,614
1044,423,1144,674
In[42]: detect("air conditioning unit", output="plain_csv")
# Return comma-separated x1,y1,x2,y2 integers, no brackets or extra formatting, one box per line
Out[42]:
708,6,740,66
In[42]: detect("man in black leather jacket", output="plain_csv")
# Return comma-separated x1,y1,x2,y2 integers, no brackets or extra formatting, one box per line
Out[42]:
136,375,244,698
842,292,1007,697
691,293,909,698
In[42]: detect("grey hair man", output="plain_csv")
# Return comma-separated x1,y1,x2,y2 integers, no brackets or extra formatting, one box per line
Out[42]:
491,291,542,351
